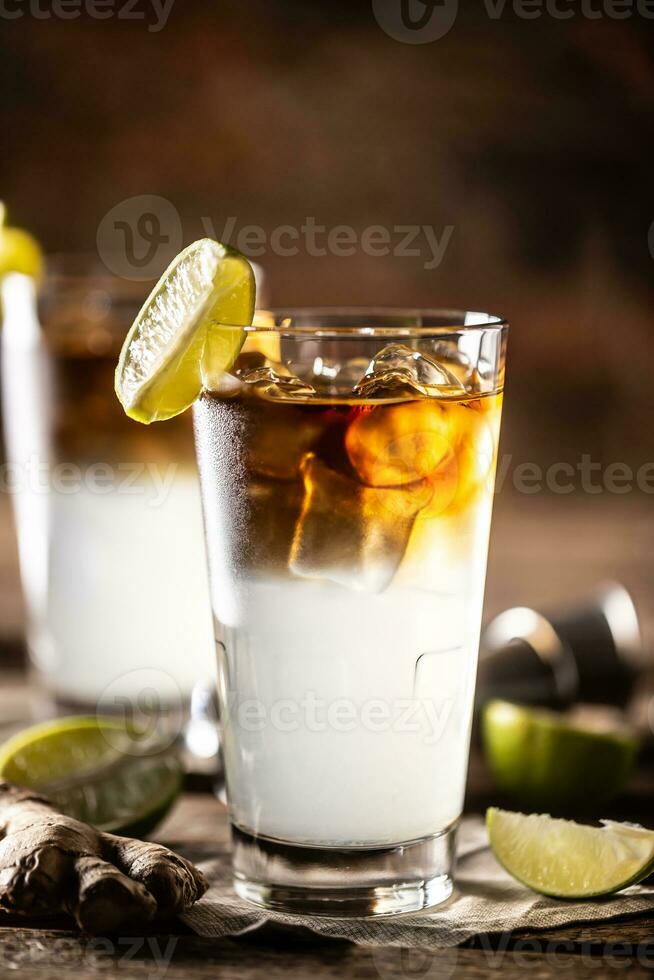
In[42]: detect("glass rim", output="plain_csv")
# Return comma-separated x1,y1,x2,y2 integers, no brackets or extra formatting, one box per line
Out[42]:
38,261,509,341
241,307,508,338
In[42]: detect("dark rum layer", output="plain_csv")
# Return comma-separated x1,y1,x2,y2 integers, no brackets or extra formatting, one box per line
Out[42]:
194,384,503,580
40,315,194,465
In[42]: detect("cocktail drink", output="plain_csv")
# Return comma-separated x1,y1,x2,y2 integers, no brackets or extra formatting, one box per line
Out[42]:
1,267,214,711
194,312,506,912
113,242,507,915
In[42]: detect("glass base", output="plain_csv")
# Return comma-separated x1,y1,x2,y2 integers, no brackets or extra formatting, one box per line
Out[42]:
232,823,457,917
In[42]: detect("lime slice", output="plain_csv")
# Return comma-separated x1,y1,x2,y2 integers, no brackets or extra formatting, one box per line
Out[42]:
0,716,183,837
0,203,43,279
115,238,255,423
487,807,654,898
482,699,638,813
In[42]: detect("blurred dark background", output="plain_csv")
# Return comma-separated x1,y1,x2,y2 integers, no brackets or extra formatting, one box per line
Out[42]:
0,0,653,645
2,1,653,461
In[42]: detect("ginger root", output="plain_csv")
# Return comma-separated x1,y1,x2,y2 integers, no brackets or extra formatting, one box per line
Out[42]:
0,781,207,933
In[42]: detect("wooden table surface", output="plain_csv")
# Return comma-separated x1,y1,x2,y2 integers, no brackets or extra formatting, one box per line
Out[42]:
1,788,654,980
0,491,653,976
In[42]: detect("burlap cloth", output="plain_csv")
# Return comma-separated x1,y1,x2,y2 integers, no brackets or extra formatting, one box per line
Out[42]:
181,818,654,948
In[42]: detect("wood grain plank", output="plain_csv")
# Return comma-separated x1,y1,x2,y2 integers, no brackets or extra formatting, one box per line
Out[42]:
2,926,654,979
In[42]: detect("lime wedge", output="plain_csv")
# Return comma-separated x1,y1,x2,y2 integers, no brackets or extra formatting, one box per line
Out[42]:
482,699,638,813
487,807,654,898
0,716,183,837
0,203,43,279
115,238,255,423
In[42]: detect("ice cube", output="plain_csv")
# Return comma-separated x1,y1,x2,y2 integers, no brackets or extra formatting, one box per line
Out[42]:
345,399,458,488
354,344,465,398
248,404,327,480
202,370,244,398
238,362,316,399
289,453,428,593
436,400,498,516
248,477,304,572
